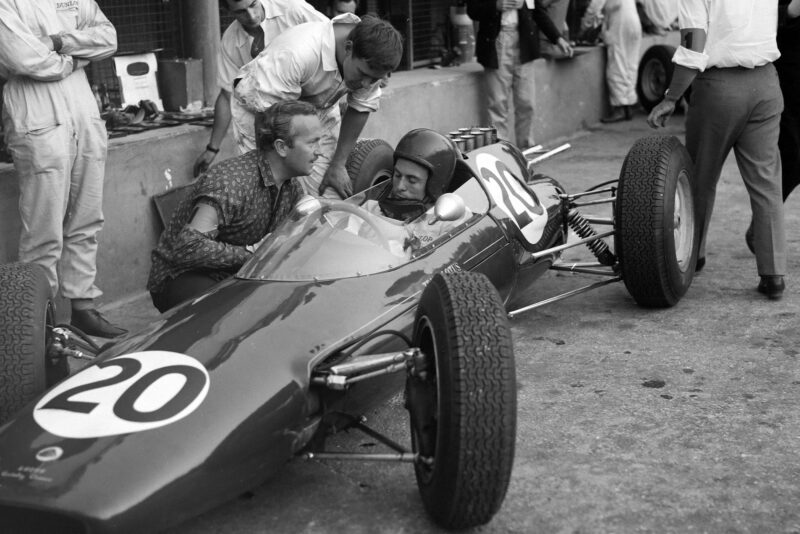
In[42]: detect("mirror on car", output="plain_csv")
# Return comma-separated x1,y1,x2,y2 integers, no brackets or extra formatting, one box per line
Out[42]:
429,193,466,225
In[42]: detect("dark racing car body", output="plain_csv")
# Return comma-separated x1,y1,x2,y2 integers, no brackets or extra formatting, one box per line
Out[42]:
0,135,698,533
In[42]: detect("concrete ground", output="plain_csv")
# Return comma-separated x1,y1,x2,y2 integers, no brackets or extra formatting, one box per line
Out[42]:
100,108,800,533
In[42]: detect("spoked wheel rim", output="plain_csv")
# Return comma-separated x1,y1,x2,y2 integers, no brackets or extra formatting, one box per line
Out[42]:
673,170,694,273
410,315,440,485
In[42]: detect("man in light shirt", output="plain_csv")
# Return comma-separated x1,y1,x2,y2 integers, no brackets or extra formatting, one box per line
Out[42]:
647,0,786,300
193,0,326,177
232,13,403,199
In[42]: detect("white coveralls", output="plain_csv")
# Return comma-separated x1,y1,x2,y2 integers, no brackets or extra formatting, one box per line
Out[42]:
583,0,642,107
232,14,382,198
0,0,117,300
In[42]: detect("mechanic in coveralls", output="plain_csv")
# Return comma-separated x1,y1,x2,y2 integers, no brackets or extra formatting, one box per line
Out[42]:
193,0,327,177
581,0,642,122
332,129,472,256
231,13,403,199
0,0,125,338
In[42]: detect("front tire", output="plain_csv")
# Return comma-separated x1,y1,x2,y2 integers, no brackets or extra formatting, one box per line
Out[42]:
615,135,699,307
407,272,516,529
0,263,54,424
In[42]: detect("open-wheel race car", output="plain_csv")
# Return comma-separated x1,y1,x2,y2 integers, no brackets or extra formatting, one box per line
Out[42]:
0,132,698,533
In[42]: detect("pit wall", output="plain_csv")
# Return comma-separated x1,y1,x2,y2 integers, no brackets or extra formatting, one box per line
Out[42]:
2,37,677,303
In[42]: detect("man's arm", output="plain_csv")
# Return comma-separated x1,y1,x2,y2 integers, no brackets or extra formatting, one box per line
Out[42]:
194,89,232,177
646,26,705,128
318,105,369,198
0,4,74,81
54,1,117,61
168,201,252,272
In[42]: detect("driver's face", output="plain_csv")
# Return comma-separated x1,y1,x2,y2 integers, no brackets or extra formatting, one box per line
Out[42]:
392,158,428,201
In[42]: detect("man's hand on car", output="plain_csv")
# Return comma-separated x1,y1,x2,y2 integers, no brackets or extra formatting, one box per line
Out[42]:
319,162,353,199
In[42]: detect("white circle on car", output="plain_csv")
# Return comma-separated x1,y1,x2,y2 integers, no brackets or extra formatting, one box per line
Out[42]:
34,351,210,439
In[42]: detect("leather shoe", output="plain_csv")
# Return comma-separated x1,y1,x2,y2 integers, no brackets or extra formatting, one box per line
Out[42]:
695,256,705,272
757,275,785,300
601,106,632,123
71,308,128,338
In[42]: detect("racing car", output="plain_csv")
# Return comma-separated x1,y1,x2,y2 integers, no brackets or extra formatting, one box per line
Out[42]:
0,131,698,533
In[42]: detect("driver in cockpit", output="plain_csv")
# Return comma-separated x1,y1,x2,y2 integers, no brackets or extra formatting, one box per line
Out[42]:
362,128,472,249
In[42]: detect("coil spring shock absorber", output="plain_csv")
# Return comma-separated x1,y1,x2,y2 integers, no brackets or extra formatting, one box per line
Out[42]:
567,209,616,266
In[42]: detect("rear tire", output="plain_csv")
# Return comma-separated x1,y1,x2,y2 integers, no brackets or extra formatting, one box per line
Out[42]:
0,263,54,424
408,271,516,529
346,138,394,194
636,45,675,112
615,135,699,307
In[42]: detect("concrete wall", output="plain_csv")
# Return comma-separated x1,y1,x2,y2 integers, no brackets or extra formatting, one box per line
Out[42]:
0,44,608,304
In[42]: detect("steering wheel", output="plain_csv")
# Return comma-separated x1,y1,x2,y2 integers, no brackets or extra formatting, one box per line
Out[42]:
314,199,392,251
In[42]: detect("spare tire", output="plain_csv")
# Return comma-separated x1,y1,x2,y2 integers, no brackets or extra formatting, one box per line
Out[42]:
615,135,699,308
346,138,394,194
636,45,676,112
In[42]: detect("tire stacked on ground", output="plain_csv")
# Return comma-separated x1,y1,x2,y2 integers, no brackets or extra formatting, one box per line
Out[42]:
615,135,699,307
346,138,394,194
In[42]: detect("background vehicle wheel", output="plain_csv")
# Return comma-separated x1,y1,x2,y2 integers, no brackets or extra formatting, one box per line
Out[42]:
346,138,394,194
407,271,516,529
0,262,55,424
636,45,675,112
615,135,699,308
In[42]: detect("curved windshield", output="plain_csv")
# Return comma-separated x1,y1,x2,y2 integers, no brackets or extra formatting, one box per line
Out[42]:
237,178,489,282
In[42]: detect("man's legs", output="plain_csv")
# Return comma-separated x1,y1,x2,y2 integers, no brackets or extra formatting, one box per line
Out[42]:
512,59,536,149
7,122,72,297
733,65,785,277
485,28,517,144
684,71,739,262
61,115,106,302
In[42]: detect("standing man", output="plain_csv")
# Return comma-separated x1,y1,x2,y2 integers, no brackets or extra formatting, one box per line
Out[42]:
467,0,573,149
149,101,323,312
231,13,404,199
193,0,326,177
647,1,786,300
0,0,126,337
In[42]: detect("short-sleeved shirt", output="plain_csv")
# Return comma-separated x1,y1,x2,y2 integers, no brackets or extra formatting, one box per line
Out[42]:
147,151,302,293
673,0,780,71
231,13,383,152
216,0,327,94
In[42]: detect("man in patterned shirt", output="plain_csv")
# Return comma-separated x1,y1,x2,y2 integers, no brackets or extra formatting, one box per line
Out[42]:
147,101,322,312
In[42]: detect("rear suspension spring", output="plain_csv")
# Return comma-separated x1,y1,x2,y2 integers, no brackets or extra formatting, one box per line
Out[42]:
567,210,615,266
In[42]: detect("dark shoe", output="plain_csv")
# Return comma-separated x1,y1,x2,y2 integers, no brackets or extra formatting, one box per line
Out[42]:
745,221,755,254
601,107,630,123
71,308,128,338
695,256,705,272
757,275,785,300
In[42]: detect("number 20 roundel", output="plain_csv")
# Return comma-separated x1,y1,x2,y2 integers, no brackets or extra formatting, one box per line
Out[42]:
34,351,210,439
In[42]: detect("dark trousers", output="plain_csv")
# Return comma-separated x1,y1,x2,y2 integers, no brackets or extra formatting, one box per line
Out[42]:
686,63,786,276
150,270,231,313
777,59,800,201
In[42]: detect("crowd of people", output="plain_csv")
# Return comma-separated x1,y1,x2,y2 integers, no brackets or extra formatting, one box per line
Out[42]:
0,0,798,336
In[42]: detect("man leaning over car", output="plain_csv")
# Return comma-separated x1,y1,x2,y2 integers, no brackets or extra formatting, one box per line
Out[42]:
147,101,323,312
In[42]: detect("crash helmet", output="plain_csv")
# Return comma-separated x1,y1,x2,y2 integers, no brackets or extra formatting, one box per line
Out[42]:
393,129,459,200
